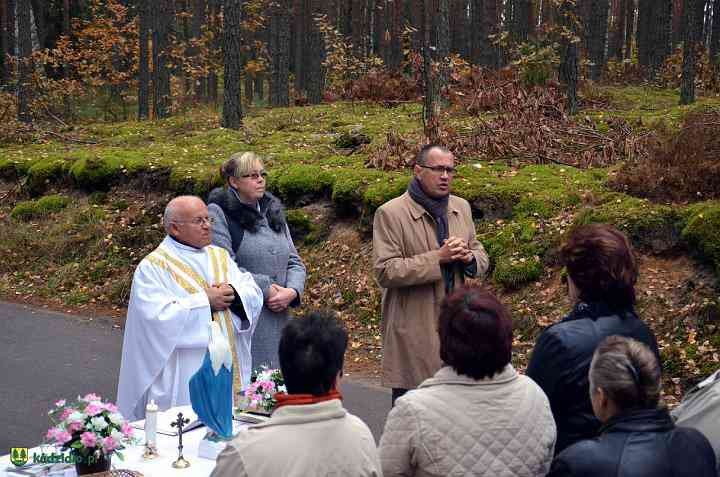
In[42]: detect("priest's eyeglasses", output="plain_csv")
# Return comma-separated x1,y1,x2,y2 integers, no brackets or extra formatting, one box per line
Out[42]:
418,165,457,176
241,171,268,180
174,217,215,226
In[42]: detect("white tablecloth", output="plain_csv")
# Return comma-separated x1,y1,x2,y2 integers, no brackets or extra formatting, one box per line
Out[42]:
0,407,249,477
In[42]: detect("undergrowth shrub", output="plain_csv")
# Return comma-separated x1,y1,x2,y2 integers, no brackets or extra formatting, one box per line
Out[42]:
611,110,720,202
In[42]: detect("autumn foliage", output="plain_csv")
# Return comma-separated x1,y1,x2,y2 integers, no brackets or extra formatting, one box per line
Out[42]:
611,110,720,202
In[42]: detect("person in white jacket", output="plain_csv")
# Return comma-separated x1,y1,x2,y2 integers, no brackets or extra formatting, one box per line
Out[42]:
212,311,382,477
380,285,556,477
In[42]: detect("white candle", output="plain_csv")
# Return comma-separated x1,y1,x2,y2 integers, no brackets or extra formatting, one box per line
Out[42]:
145,400,158,446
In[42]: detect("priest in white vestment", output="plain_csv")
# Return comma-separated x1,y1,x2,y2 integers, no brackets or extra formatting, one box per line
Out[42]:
117,196,263,421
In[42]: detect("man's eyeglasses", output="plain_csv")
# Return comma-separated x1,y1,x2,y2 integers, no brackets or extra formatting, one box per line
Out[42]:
418,165,457,176
240,171,268,180
174,217,215,226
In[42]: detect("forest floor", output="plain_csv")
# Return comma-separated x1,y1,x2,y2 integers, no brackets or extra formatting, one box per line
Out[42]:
2,84,720,403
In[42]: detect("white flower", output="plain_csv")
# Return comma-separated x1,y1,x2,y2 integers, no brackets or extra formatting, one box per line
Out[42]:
90,416,108,431
110,429,124,443
108,413,124,426
67,411,85,423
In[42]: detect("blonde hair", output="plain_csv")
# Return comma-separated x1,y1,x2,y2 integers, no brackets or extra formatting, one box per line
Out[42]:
220,152,264,182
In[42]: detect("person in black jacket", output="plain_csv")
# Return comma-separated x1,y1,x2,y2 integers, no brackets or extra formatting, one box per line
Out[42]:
548,335,716,477
526,223,660,454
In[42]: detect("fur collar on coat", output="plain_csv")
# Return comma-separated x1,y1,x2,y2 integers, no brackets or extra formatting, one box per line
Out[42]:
207,187,286,234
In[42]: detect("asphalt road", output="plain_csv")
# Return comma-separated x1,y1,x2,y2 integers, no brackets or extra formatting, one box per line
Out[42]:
0,301,391,455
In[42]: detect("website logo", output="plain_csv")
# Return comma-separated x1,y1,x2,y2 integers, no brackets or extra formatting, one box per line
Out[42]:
10,448,29,467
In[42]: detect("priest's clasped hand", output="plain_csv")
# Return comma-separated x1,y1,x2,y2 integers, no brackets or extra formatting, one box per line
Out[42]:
206,283,235,311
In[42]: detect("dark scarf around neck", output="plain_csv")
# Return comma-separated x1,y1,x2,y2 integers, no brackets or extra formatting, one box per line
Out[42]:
408,177,458,292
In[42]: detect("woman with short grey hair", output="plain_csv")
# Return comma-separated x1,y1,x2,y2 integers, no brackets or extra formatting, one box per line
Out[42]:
208,152,306,370
548,335,716,477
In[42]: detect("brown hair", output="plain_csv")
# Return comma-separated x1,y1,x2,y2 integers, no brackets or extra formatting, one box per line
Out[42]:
561,223,637,309
438,286,513,380
589,335,661,412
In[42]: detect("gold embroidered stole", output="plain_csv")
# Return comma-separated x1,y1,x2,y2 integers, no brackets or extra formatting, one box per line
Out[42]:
147,244,244,398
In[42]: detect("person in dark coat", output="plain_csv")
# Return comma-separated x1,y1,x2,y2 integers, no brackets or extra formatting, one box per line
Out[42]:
526,223,660,454
548,335,716,477
208,152,306,370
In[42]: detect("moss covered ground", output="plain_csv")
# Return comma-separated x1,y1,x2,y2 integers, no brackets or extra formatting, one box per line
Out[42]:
2,86,720,391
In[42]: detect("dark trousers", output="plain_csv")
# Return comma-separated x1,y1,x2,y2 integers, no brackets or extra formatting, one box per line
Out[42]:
391,388,408,407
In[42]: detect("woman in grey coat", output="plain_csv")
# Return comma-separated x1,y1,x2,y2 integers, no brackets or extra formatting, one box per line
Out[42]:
208,152,307,370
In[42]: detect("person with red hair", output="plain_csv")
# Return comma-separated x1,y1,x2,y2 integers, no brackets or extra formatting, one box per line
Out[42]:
527,223,660,454
380,286,556,477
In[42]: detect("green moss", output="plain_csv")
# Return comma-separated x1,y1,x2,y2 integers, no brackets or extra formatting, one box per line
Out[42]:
479,218,560,289
36,194,72,214
331,169,385,214
88,191,108,205
286,209,317,244
453,164,602,220
0,158,23,179
76,207,106,225
267,164,335,203
10,194,70,220
574,194,682,253
363,175,411,212
69,156,124,191
493,254,543,289
10,201,39,221
168,167,223,196
25,158,70,195
681,202,720,271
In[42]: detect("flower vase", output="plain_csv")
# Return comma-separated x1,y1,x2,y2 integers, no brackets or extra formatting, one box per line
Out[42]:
74,452,111,475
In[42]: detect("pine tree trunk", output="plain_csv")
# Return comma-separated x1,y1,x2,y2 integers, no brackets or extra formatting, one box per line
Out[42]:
17,0,32,123
293,0,306,96
476,0,499,67
0,0,6,84
681,0,699,103
587,0,609,80
637,0,650,66
512,0,533,41
222,0,243,128
306,0,326,104
624,0,634,59
672,0,684,46
608,0,625,60
207,0,220,104
558,0,578,114
407,0,423,50
29,0,45,48
450,0,469,58
422,0,439,141
269,0,290,106
6,0,16,85
388,0,403,69
351,0,365,56
191,0,207,101
138,0,150,119
436,0,449,105
646,0,672,77
373,0,386,58
153,0,174,119
711,0,720,60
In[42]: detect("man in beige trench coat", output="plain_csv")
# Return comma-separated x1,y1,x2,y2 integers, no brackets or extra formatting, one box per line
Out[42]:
373,144,489,405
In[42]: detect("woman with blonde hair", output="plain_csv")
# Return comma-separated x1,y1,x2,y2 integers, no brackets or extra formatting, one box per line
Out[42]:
208,152,306,370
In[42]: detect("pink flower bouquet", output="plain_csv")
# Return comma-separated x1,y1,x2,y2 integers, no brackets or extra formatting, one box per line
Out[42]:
239,367,286,414
45,394,137,462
